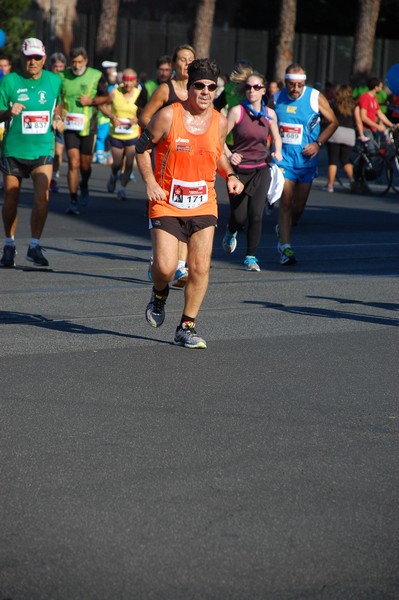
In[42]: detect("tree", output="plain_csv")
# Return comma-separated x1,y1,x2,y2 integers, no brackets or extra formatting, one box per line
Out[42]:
192,0,216,58
351,0,381,82
273,0,297,81
35,0,78,58
0,0,35,65
95,0,120,66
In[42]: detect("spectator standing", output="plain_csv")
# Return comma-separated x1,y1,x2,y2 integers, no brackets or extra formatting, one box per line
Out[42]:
358,77,395,144
323,84,356,192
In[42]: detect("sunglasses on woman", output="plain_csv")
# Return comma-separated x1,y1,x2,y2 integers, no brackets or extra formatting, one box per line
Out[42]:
245,84,264,91
192,82,218,92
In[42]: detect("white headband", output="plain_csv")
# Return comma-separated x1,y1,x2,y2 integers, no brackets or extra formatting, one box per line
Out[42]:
285,73,307,81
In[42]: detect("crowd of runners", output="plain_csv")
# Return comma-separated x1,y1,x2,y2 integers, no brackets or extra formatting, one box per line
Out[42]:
0,37,396,348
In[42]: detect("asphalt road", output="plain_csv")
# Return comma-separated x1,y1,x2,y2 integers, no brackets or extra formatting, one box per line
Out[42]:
1,157,398,600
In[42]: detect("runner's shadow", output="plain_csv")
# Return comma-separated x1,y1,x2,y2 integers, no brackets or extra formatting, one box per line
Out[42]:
0,311,173,344
307,295,399,312
243,300,399,327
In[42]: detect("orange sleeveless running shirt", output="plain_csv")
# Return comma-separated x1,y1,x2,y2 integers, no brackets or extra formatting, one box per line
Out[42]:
151,102,222,219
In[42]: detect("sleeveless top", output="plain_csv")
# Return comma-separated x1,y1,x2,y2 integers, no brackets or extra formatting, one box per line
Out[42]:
110,87,140,139
151,103,222,219
60,67,104,136
0,70,61,159
273,86,321,170
165,80,182,106
231,105,270,168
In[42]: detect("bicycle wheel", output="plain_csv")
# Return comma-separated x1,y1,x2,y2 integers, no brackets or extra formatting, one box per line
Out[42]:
390,154,399,193
360,154,392,196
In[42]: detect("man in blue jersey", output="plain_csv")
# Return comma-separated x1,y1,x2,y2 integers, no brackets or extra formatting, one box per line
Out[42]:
273,64,338,265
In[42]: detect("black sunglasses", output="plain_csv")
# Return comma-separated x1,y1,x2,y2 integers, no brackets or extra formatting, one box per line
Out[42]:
25,55,44,61
192,82,218,92
245,84,264,91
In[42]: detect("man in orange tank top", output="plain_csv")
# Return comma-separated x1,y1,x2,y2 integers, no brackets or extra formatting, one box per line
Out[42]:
136,58,243,348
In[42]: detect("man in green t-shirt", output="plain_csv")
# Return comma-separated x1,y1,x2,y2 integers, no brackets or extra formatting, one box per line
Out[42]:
59,47,109,215
0,37,63,268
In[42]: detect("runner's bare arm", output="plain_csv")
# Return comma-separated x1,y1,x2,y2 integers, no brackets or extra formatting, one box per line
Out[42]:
268,108,283,162
303,92,338,157
224,105,243,165
217,113,244,195
136,106,173,201
138,83,170,128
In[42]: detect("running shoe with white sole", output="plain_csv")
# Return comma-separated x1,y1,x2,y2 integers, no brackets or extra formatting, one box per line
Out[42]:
174,324,207,349
65,202,80,215
222,228,237,254
145,288,168,327
243,256,260,271
0,244,17,268
278,244,296,265
172,266,188,288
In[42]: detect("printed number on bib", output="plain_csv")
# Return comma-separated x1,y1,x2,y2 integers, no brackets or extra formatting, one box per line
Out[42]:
65,112,85,131
169,179,208,209
279,122,303,145
21,111,50,134
114,118,133,135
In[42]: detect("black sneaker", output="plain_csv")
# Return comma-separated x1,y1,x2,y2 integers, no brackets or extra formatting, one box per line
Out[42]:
145,288,168,328
65,202,80,215
79,186,90,207
26,245,49,267
0,244,17,268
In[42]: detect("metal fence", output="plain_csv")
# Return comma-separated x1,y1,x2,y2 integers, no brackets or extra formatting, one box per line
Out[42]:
30,8,399,86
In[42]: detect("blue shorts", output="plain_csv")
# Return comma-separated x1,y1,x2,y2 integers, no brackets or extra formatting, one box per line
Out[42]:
279,165,317,183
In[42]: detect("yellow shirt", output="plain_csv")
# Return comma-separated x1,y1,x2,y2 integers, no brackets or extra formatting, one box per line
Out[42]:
110,88,140,140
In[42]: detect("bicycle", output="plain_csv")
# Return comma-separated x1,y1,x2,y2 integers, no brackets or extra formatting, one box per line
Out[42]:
351,137,393,196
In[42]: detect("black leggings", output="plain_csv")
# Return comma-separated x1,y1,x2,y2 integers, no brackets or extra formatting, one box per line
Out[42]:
228,167,271,256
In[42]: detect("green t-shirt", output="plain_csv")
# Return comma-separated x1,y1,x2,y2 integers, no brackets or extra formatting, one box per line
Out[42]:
59,67,103,136
0,70,61,160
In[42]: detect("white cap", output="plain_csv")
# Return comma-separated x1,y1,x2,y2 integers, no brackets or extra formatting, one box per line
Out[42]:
21,38,46,57
102,60,118,69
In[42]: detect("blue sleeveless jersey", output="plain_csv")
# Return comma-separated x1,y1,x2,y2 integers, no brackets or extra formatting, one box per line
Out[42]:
273,86,320,170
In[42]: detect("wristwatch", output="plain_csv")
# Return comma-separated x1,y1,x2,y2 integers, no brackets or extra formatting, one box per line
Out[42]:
227,173,240,180
316,140,323,148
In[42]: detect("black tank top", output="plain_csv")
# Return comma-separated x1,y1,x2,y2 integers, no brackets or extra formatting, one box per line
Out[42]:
165,80,183,106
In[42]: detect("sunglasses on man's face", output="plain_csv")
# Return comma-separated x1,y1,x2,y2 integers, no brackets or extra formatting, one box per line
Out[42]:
123,77,137,82
245,84,264,92
25,55,44,61
192,82,218,92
